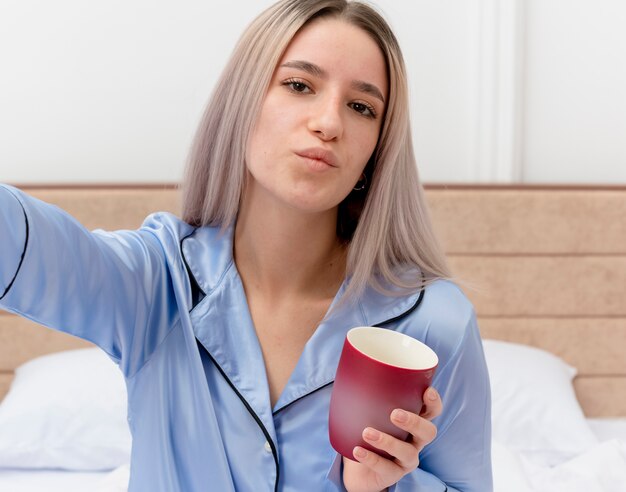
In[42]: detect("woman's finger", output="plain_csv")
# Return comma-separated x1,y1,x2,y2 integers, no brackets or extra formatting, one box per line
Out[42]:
391,408,438,450
419,387,443,420
351,443,402,480
362,427,420,471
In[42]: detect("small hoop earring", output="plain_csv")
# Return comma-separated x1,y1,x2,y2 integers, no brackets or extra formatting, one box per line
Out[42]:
353,173,368,191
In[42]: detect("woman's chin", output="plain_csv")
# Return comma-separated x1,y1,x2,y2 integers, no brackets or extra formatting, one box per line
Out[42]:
245,179,345,216
270,191,340,216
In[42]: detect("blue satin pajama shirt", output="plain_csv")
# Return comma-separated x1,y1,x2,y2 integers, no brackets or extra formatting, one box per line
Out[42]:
0,184,492,491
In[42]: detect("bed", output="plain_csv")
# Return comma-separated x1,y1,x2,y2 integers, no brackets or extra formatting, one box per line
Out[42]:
1,183,625,491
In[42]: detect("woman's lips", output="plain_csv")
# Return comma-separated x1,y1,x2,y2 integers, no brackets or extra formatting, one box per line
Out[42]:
298,155,335,171
294,148,338,168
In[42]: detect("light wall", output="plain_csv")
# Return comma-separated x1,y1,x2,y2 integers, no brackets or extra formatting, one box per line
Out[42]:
523,0,626,183
1,0,624,184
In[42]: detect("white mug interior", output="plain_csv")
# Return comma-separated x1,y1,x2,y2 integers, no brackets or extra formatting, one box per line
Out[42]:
347,326,438,370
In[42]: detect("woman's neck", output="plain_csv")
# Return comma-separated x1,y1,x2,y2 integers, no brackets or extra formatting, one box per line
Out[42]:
234,186,346,302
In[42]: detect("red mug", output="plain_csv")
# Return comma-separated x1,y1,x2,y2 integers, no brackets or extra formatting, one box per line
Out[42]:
329,326,438,460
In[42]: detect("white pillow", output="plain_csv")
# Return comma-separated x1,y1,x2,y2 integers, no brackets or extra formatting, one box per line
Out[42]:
483,339,598,466
0,348,131,471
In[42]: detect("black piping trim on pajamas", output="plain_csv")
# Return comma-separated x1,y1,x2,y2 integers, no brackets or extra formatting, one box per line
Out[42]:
196,339,281,492
182,231,282,485
1,190,30,301
179,231,206,313
374,285,425,328
273,381,334,416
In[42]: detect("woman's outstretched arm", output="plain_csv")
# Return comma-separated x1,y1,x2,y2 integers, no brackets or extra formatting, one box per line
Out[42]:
0,184,187,377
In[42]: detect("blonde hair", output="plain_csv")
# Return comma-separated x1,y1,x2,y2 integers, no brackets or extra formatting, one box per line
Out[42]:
181,0,452,302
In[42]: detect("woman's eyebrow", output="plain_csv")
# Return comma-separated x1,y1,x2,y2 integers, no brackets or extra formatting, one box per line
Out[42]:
281,60,325,78
351,80,385,105
279,59,386,104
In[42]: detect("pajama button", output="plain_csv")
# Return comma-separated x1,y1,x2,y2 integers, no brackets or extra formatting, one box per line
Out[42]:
264,441,272,453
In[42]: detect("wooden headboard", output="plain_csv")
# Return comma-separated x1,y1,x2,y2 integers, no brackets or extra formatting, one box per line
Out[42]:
1,184,625,417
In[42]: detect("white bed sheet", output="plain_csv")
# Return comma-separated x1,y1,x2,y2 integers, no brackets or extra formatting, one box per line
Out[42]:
0,464,129,492
493,418,626,492
0,469,109,492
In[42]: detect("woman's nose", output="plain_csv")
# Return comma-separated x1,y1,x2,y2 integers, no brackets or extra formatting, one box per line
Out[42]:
307,96,344,141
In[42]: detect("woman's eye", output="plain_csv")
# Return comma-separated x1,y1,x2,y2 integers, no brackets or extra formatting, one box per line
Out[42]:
283,79,312,94
350,102,376,118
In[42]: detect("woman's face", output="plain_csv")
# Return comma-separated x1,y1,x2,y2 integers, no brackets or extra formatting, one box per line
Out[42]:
245,17,388,215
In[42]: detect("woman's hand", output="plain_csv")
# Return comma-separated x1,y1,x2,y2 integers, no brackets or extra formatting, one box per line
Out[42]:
342,387,443,492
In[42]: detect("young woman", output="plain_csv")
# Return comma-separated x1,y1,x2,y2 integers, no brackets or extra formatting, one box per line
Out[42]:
0,1,492,490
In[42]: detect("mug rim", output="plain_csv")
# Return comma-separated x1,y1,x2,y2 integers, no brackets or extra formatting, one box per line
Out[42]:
346,326,439,371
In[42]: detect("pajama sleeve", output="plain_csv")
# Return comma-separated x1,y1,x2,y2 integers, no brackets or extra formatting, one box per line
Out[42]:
0,184,189,378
